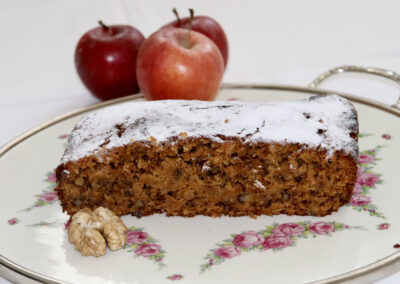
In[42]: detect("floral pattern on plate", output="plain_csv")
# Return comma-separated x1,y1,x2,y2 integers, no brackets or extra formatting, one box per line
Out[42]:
20,171,58,212
7,217,19,225
27,221,58,227
18,132,68,213
124,226,166,269
10,132,390,276
349,145,385,219
378,223,390,230
200,221,362,273
358,133,374,138
167,274,184,281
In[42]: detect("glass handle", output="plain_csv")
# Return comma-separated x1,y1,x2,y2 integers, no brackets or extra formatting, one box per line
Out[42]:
309,65,400,110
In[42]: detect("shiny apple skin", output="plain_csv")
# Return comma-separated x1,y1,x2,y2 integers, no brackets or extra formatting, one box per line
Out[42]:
75,25,145,101
164,16,229,68
136,28,224,101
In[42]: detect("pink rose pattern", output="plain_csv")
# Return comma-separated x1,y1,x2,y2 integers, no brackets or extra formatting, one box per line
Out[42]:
167,274,183,281
47,172,57,182
127,230,149,245
232,231,265,248
64,219,71,230
21,171,58,212
123,227,166,268
214,246,241,258
262,233,292,249
309,221,335,235
135,243,161,257
353,183,362,194
17,134,70,213
378,223,390,230
350,195,372,206
200,221,360,273
8,218,19,225
39,191,58,202
272,223,305,236
358,154,375,164
348,144,385,219
357,172,379,187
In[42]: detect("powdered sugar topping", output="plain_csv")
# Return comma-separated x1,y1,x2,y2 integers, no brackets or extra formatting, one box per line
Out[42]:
61,95,358,163
202,162,211,172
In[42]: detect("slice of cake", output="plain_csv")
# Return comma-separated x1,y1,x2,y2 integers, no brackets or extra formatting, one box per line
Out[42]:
55,95,359,218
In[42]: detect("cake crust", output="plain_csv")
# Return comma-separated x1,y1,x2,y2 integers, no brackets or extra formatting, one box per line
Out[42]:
56,95,359,217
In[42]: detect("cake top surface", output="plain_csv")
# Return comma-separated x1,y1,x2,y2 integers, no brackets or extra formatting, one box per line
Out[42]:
61,95,358,163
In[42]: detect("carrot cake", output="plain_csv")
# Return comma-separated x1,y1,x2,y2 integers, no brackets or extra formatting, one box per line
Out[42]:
55,95,359,217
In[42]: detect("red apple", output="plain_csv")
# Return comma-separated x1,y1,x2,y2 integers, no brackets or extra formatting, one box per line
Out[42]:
136,27,224,101
164,9,229,68
75,21,145,101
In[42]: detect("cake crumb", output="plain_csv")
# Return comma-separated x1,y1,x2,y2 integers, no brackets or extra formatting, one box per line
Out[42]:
202,162,211,172
148,136,157,143
254,180,266,190
179,132,188,138
394,244,400,248
224,119,229,123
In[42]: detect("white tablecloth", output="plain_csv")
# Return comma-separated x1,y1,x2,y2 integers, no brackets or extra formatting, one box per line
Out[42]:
1,1,399,283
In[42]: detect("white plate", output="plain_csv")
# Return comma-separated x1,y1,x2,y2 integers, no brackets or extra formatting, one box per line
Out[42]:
1,87,400,284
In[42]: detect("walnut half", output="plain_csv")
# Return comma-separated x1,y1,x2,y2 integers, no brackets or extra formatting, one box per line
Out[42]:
93,207,128,250
68,207,127,257
68,208,105,257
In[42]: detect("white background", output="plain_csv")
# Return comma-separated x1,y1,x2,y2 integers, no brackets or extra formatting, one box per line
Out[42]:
1,0,399,283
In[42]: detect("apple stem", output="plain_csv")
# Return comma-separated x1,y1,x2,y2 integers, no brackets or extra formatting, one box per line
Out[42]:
188,8,194,30
98,20,110,31
186,8,194,46
172,8,181,26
